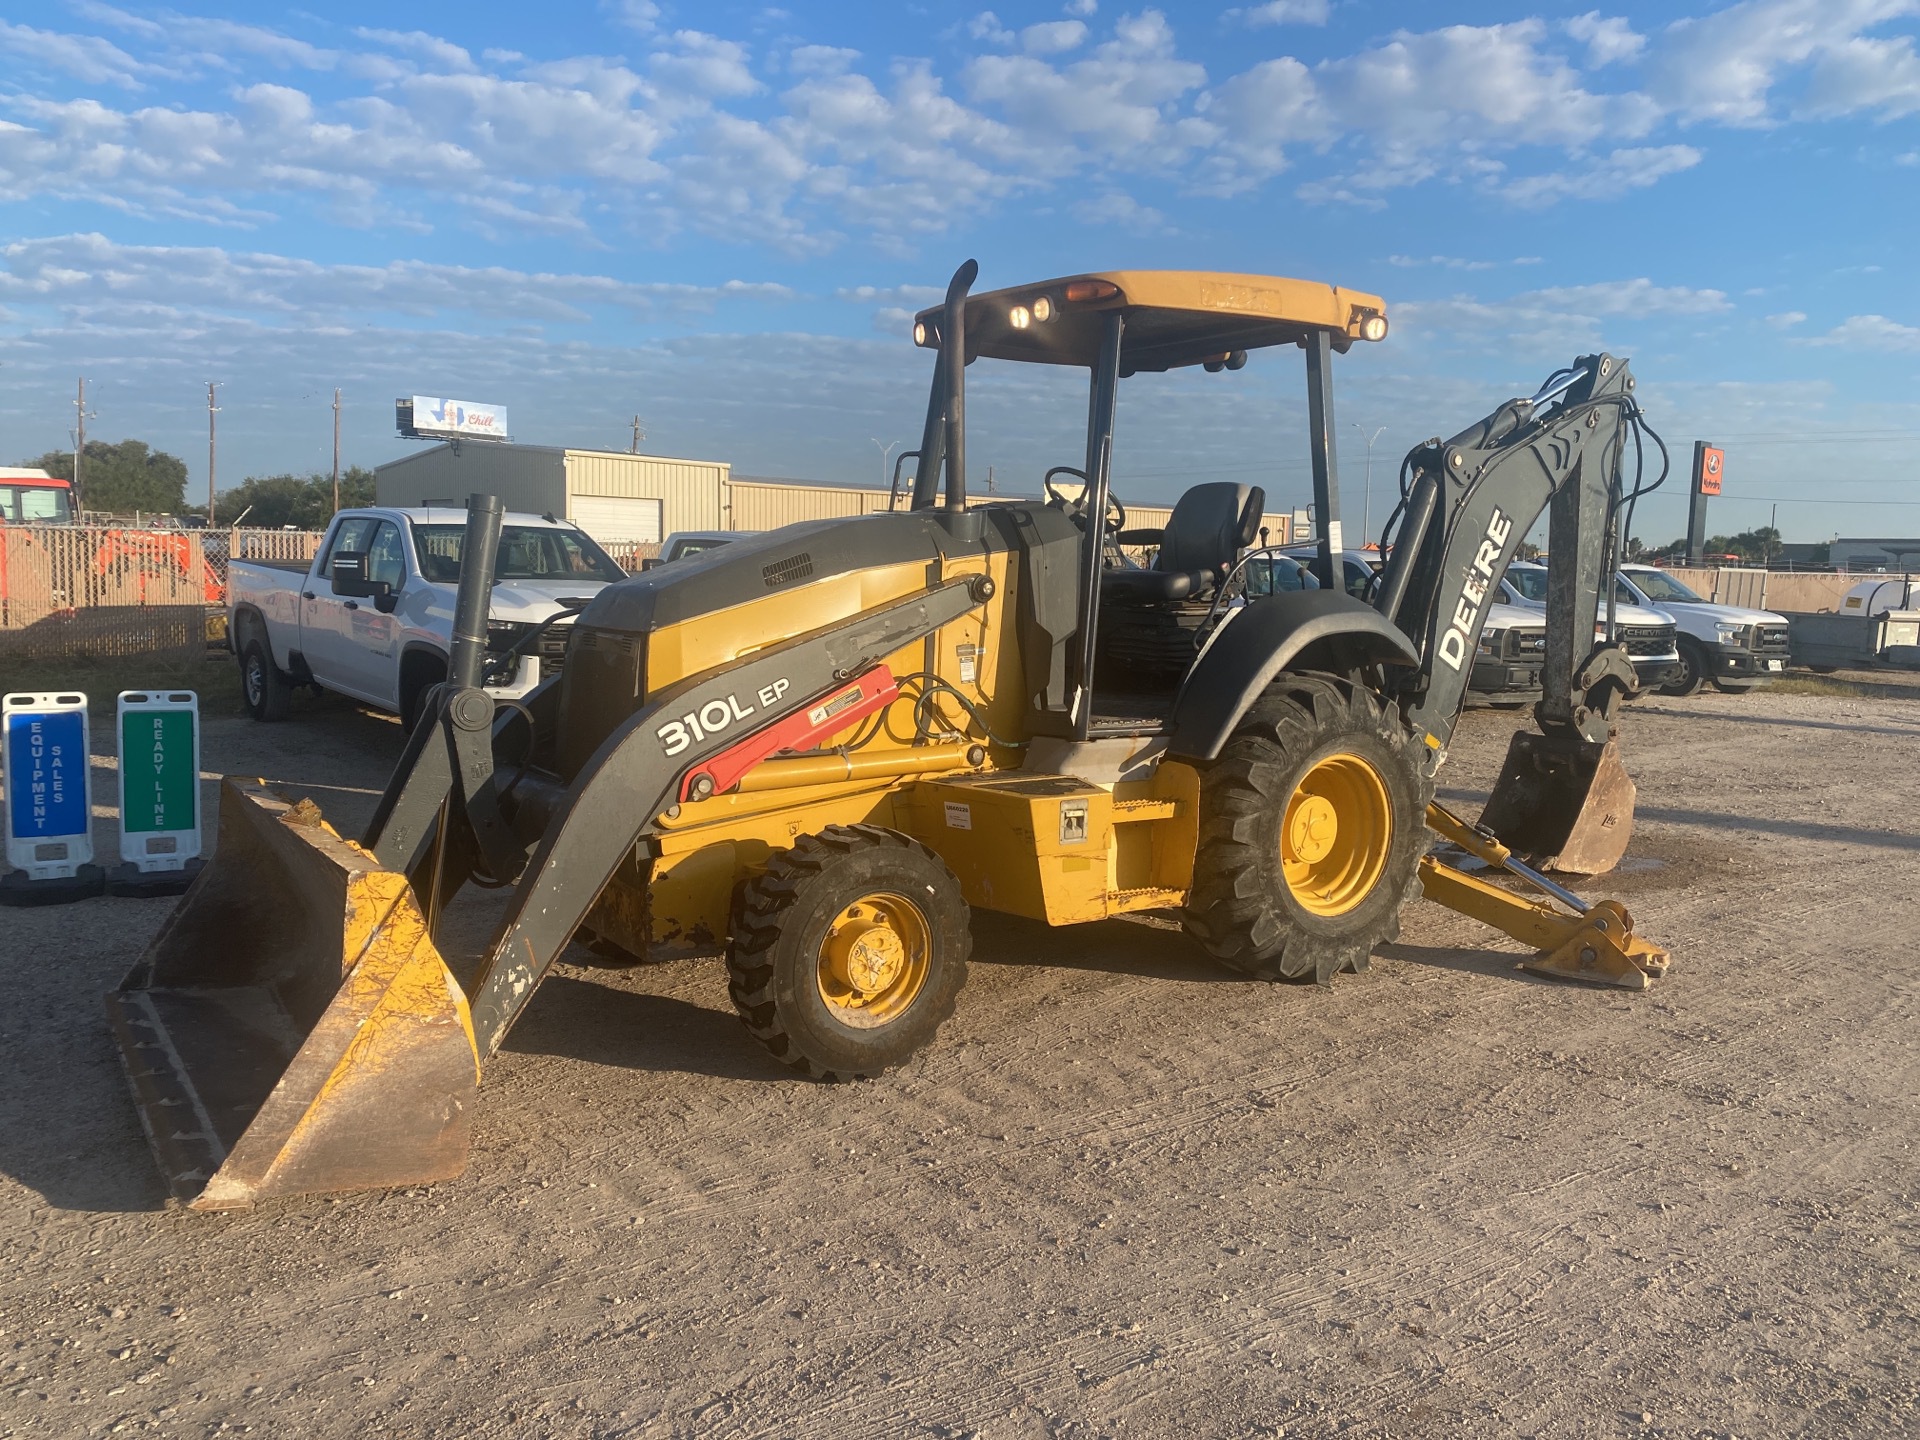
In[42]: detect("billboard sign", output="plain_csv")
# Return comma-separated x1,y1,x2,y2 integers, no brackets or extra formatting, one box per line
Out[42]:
3,692,92,880
117,691,202,873
398,396,510,442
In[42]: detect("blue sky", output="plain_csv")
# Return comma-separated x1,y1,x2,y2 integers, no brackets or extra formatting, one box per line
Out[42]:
1,1,1916,543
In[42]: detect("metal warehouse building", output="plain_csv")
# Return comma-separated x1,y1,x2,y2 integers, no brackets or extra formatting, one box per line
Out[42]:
375,444,1294,556
375,444,729,545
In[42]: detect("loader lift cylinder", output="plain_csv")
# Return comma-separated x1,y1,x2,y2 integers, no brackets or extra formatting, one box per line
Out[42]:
448,493,505,692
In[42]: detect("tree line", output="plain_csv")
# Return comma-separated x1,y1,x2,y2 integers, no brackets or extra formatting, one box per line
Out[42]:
19,439,373,528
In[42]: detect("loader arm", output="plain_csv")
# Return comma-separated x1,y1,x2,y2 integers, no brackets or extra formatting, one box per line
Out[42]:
462,575,989,1056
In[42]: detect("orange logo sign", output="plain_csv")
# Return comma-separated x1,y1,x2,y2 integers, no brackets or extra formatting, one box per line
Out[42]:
1699,446,1724,496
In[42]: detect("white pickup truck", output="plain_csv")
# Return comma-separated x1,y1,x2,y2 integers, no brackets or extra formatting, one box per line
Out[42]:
228,506,624,727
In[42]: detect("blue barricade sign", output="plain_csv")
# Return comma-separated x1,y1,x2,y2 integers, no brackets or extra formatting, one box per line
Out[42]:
3,692,94,880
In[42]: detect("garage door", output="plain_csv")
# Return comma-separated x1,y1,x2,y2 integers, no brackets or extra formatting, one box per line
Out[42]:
569,495,664,546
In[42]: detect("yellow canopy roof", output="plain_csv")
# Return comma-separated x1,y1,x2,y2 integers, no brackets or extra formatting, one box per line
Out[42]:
911,270,1389,373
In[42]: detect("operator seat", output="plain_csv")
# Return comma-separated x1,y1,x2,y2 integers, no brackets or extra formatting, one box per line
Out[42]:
1104,482,1265,604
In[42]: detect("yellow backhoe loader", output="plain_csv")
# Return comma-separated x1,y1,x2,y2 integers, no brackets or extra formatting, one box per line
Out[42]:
108,263,1671,1210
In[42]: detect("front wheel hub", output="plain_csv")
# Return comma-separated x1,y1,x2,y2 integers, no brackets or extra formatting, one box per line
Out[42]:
817,894,931,1027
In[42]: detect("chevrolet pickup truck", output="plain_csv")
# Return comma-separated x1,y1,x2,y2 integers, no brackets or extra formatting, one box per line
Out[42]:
228,506,623,727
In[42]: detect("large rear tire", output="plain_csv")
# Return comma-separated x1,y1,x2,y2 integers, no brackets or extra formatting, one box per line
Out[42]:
727,825,970,1080
241,640,292,722
1184,674,1430,983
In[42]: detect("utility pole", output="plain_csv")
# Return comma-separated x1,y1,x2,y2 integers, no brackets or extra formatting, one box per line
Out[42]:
1352,423,1386,547
332,388,342,514
207,382,221,525
631,415,646,454
73,378,93,514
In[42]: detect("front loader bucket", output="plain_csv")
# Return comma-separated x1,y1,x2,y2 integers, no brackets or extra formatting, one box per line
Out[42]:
105,779,480,1211
1478,732,1636,876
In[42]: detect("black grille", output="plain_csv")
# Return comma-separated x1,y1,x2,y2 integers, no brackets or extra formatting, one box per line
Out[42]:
1506,629,1547,656
537,624,573,671
1618,624,1676,657
763,553,814,588
1755,623,1789,652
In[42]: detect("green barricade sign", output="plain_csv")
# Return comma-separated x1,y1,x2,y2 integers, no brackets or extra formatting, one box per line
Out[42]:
116,691,202,873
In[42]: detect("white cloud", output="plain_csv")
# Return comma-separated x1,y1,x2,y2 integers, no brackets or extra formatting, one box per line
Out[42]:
1494,144,1703,207
0,21,149,88
352,29,479,74
1898,149,1920,164
603,1,662,35
1803,31,1920,118
1070,189,1169,231
1065,0,1098,15
837,284,944,305
1240,1,1330,25
968,12,1015,47
8,2,1915,257
0,234,795,324
1386,255,1542,271
1647,0,1920,125
1522,278,1731,315
1765,310,1808,328
1565,13,1646,67
1022,22,1088,56
1800,314,1920,350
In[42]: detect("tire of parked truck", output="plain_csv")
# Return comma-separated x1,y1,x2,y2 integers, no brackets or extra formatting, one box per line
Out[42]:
399,654,447,734
1657,639,1706,697
241,639,293,722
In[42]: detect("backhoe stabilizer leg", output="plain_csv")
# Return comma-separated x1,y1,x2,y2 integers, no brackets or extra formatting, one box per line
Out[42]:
1417,853,1670,990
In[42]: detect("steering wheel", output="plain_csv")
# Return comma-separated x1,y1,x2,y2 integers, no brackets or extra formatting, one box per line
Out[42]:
1042,465,1127,534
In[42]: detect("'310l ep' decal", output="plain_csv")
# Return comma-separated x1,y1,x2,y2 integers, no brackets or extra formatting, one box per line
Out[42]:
657,678,793,757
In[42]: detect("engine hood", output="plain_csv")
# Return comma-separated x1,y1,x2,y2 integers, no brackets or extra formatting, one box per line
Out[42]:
1655,599,1785,626
485,579,609,620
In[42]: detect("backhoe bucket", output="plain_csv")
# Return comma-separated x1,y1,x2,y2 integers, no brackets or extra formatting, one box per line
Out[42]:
1477,731,1636,876
105,779,480,1211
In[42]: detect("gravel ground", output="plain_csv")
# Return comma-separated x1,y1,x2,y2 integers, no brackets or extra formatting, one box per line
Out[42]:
0,678,1915,1440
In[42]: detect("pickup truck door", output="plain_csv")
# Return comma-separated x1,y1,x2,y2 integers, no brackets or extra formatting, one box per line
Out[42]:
300,516,380,699
331,519,406,703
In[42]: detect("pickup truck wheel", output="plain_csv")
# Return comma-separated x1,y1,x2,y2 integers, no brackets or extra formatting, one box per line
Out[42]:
241,640,292,722
400,661,447,734
1657,640,1705,697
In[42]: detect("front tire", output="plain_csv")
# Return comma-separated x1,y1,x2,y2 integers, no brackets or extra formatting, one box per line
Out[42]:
241,640,292,721
1658,641,1705,697
1184,674,1430,983
727,826,970,1079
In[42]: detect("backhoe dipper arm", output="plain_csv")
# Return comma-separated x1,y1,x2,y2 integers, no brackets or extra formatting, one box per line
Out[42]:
461,576,988,1058
1373,354,1640,759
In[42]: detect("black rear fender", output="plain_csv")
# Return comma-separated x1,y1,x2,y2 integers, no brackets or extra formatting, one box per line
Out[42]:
1166,592,1419,762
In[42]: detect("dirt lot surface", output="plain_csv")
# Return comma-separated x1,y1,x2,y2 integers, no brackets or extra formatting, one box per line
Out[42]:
1,677,1915,1440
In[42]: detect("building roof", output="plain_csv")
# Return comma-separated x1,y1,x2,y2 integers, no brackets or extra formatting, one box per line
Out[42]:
374,442,726,470
912,270,1388,373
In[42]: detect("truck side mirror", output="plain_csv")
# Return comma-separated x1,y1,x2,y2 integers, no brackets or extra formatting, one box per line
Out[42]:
331,551,395,609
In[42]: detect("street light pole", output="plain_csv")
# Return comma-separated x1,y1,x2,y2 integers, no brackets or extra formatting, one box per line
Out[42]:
1352,423,1386,547
871,437,898,489
207,381,221,524
332,388,342,515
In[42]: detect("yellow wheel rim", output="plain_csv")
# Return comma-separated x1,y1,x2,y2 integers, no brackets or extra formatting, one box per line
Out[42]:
1281,751,1393,917
816,891,932,1029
